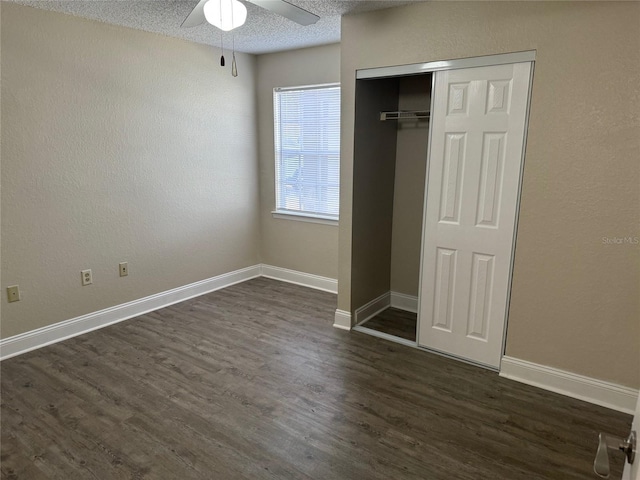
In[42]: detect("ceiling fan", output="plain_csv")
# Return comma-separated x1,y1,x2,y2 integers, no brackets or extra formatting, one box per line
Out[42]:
181,0,320,29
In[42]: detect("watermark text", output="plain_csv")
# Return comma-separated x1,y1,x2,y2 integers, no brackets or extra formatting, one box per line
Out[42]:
602,236,639,245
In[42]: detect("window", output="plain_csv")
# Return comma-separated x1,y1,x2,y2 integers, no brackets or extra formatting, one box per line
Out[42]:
273,84,340,222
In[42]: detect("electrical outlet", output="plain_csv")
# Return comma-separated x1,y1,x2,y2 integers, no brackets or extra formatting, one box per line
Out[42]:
81,269,93,286
119,262,128,277
7,285,20,303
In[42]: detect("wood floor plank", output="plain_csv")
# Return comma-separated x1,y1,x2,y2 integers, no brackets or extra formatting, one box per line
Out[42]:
1,278,632,479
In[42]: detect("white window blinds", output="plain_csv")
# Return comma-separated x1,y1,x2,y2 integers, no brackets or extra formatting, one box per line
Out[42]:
274,84,341,220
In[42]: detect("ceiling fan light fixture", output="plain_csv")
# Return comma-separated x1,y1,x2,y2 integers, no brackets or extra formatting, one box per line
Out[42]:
203,0,247,32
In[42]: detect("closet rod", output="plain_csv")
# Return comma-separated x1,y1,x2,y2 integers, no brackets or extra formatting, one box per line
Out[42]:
379,110,430,121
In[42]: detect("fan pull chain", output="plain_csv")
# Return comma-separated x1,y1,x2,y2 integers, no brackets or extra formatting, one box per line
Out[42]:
219,3,225,68
231,1,238,77
220,32,225,66
232,35,238,77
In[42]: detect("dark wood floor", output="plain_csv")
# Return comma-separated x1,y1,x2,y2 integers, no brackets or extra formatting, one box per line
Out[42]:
361,307,417,341
1,278,631,479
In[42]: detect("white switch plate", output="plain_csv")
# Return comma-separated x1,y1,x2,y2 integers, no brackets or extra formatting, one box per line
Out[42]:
7,285,20,303
81,269,92,286
119,262,128,277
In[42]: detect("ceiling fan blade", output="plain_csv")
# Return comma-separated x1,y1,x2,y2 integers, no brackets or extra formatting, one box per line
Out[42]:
247,0,320,26
181,0,208,28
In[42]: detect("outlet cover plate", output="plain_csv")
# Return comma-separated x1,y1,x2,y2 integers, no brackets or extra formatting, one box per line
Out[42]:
81,269,92,286
7,285,20,303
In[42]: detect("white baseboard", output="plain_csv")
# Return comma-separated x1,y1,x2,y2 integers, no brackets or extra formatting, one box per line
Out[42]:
500,356,639,414
0,265,261,361
0,264,338,361
390,291,418,313
260,264,337,294
5,265,637,417
333,309,352,330
354,291,391,325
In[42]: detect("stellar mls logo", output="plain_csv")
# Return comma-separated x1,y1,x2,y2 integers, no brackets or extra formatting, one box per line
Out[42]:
602,236,639,245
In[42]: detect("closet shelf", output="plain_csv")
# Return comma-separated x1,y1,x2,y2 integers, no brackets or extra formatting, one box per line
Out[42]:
380,110,430,121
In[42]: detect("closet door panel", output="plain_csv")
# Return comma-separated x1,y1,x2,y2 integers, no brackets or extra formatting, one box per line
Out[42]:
418,62,532,368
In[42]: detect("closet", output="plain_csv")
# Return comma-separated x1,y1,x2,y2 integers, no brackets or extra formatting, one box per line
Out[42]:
352,73,431,344
350,53,535,369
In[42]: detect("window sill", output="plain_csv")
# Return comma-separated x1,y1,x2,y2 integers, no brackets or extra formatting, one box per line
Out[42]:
271,210,338,226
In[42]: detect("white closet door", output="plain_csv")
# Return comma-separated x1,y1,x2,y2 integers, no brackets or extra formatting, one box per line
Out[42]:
418,62,532,368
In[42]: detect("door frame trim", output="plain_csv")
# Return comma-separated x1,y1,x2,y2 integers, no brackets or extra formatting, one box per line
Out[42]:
356,50,536,80
415,71,438,352
500,61,536,365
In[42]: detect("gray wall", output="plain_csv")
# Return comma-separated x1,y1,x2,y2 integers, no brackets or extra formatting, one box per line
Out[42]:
340,1,640,388
256,44,340,279
390,76,431,297
351,74,431,306
1,3,260,338
351,78,399,310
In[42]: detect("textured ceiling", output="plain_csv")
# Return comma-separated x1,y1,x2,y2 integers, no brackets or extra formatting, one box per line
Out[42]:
9,0,424,54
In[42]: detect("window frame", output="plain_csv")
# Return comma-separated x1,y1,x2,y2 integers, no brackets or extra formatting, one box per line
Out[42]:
272,82,341,225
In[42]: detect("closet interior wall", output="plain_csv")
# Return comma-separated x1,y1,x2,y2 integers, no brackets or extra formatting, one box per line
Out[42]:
351,77,399,312
390,75,431,301
351,73,431,326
